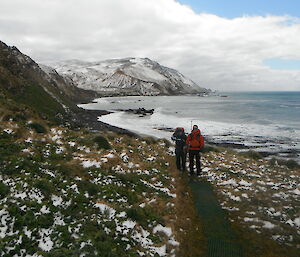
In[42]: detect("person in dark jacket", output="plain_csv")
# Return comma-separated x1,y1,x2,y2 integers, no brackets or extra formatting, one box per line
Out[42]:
186,125,205,176
171,127,187,171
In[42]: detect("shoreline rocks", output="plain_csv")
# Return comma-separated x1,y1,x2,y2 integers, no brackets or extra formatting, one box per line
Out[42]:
121,108,155,116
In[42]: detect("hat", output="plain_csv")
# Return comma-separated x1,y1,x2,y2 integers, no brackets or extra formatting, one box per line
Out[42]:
176,127,184,132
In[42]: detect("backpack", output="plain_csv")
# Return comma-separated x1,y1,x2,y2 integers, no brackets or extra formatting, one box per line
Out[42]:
189,133,205,149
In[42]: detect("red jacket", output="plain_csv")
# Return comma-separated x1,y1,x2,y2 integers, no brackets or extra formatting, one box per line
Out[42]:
186,129,205,150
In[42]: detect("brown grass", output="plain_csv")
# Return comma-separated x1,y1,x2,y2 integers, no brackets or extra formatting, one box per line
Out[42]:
166,155,207,257
231,222,300,257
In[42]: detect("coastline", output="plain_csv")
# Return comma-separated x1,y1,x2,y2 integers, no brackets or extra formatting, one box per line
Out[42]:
87,108,299,164
77,93,300,165
75,108,138,137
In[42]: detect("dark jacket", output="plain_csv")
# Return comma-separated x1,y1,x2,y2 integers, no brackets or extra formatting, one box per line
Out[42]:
172,130,187,152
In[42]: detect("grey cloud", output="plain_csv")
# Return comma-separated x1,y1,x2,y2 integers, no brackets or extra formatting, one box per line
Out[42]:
0,0,300,91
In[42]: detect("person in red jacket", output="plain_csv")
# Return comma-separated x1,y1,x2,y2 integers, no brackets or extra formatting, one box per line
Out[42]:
186,125,205,176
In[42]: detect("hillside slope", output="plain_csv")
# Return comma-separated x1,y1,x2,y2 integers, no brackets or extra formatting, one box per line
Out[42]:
48,58,210,96
0,41,69,121
0,111,205,256
0,41,101,124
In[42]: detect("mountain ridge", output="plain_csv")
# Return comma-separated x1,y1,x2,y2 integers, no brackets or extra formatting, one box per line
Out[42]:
45,57,210,96
0,40,125,133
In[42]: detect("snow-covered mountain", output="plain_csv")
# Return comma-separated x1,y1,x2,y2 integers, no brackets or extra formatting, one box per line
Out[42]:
47,58,210,96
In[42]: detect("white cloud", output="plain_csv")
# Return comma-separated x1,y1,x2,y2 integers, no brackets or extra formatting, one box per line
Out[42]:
0,0,300,91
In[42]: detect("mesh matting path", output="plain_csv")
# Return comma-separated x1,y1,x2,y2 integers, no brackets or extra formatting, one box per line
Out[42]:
189,179,244,257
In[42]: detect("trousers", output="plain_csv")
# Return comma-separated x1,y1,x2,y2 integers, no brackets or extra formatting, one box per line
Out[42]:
189,150,201,174
175,149,186,171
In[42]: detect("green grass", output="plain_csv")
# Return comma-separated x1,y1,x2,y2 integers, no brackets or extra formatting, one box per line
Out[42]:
12,82,66,122
0,182,9,198
27,122,47,133
34,179,54,197
0,108,183,256
142,136,157,145
126,207,163,227
93,135,111,150
77,180,100,196
202,145,220,153
269,157,300,169
239,150,263,160
160,138,172,148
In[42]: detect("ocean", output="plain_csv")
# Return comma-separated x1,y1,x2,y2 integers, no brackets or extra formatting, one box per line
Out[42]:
79,91,300,163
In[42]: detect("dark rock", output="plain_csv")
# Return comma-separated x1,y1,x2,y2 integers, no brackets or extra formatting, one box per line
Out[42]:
124,108,154,115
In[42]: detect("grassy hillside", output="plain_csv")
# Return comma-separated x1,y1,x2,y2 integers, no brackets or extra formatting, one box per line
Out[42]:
0,99,299,256
0,108,206,257
0,39,298,255
0,41,87,123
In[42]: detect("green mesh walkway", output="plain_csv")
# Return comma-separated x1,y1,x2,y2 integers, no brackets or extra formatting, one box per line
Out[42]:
189,179,244,257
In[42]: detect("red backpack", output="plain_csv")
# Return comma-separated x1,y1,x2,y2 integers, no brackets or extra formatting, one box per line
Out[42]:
187,131,205,150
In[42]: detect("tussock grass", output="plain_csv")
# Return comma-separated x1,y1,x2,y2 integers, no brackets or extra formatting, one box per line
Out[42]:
0,182,9,198
239,150,263,160
160,138,172,148
27,122,47,133
201,144,220,153
93,135,111,150
2,103,298,256
201,149,300,257
34,179,54,198
269,157,300,170
142,136,158,145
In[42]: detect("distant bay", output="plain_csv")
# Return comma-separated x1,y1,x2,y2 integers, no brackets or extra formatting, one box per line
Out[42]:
79,91,300,163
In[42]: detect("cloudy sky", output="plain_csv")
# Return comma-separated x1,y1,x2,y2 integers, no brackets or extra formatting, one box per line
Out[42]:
1,0,300,91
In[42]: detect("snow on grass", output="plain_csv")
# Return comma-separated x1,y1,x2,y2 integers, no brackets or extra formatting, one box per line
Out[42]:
294,217,300,227
120,152,129,162
81,159,102,168
0,209,10,238
141,180,176,198
153,224,172,237
219,179,238,186
3,128,13,134
116,220,136,235
262,221,276,229
51,194,63,207
38,229,54,251
68,141,76,147
104,153,115,158
0,122,179,256
292,188,300,195
202,150,300,248
25,137,33,143
94,202,116,219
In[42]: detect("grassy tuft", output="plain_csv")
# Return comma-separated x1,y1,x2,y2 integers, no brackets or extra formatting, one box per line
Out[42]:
34,179,54,198
202,145,220,153
161,138,172,148
142,136,157,145
93,135,111,150
0,182,9,198
240,150,263,160
27,122,47,133
77,180,100,196
126,207,163,227
269,157,300,170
